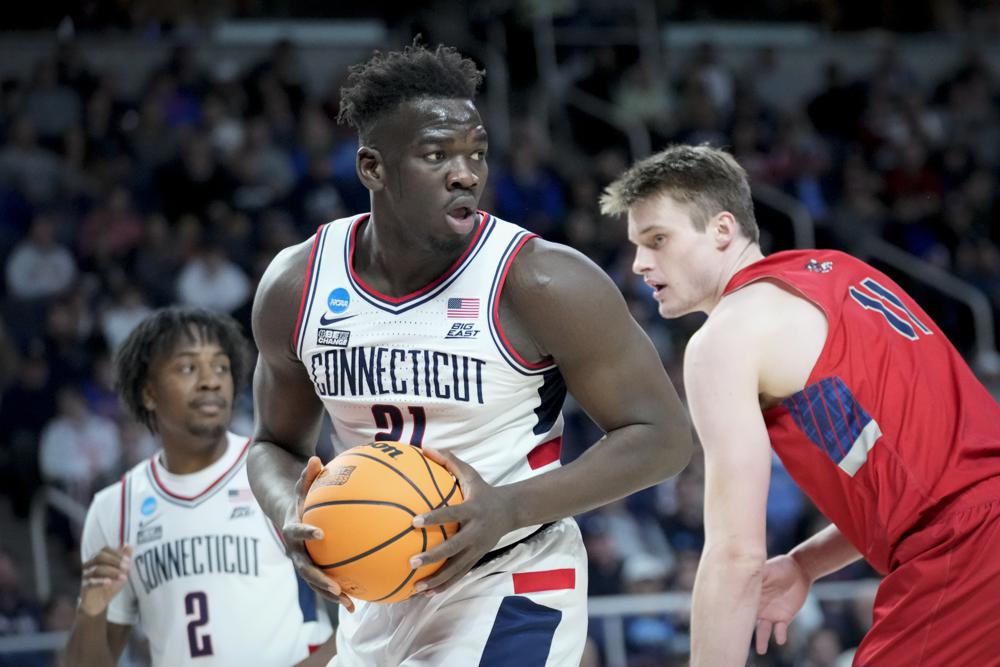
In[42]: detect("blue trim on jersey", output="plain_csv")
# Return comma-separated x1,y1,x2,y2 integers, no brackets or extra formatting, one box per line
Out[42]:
478,596,561,667
533,369,566,435
782,376,872,466
296,223,333,358
344,214,498,314
486,232,555,376
296,575,318,622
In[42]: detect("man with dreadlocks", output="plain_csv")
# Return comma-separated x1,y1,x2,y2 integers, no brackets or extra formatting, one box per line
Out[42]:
248,43,692,666
66,308,335,666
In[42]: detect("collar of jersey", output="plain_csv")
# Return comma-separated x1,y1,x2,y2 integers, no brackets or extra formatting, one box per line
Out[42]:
345,211,494,312
147,437,250,506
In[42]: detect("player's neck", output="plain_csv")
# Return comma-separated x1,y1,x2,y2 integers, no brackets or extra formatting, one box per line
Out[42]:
158,433,230,475
355,211,473,297
706,241,765,313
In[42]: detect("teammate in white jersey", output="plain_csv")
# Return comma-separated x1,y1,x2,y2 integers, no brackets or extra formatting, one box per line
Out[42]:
66,308,335,666
249,43,693,666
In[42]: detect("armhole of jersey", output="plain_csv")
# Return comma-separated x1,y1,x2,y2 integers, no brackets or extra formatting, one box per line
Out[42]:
118,473,129,547
488,233,557,374
290,224,327,358
727,273,834,327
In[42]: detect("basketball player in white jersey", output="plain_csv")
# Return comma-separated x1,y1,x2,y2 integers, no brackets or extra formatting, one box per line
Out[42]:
248,43,693,666
66,308,335,666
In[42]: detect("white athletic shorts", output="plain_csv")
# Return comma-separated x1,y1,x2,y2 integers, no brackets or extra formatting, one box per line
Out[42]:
331,518,588,667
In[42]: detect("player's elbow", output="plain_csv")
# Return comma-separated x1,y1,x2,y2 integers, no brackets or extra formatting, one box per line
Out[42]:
643,417,694,485
651,417,694,480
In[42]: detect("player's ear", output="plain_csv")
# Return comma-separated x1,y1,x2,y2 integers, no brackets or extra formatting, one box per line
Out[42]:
711,211,738,250
141,384,156,412
356,146,385,192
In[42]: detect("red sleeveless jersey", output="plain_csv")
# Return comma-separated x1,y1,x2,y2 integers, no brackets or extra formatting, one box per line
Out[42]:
724,250,1000,574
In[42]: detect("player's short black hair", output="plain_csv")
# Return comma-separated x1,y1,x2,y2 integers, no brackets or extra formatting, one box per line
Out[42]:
337,41,484,140
114,307,251,432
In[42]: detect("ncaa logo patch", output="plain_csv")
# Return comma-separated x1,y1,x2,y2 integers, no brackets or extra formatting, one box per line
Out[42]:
326,465,356,486
317,329,350,347
328,288,350,314
141,497,157,516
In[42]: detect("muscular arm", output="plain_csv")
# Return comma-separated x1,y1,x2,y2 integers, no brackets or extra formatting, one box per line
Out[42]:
496,240,693,526
247,241,326,530
685,309,772,667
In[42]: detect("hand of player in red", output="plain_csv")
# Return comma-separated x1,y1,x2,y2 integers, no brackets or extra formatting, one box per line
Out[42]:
281,456,355,612
79,545,133,617
754,554,812,655
408,448,514,595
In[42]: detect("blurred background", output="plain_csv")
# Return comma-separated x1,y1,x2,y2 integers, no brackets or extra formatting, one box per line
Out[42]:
0,1,998,665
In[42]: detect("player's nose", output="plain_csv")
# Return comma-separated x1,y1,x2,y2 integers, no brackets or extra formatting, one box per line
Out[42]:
446,158,479,190
632,247,653,275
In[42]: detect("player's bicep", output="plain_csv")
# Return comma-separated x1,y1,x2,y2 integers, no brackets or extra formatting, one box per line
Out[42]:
684,326,771,554
251,247,326,456
252,346,325,457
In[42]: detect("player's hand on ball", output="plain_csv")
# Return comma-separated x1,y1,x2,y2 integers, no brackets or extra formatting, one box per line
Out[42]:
79,545,133,617
282,456,355,611
754,554,812,655
409,448,514,595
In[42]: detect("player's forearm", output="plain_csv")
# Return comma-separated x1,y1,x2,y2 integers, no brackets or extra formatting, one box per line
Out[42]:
247,439,309,526
690,546,763,667
501,421,692,528
789,522,862,582
64,612,116,667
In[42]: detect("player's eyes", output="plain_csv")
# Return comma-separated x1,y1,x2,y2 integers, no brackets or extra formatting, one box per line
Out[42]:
471,150,487,161
425,151,446,162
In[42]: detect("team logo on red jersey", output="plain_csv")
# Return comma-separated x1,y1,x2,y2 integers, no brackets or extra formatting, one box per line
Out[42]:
805,259,833,273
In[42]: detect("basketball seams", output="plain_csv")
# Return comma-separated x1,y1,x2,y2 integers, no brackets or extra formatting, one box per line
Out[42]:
312,524,415,569
372,527,427,603
414,446,448,505
339,451,437,513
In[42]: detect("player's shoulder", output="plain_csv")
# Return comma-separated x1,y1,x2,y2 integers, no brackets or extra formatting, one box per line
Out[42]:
253,218,353,353
507,235,611,295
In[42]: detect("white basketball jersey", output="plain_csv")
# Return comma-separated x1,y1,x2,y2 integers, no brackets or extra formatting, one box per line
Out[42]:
81,433,331,666
294,213,567,548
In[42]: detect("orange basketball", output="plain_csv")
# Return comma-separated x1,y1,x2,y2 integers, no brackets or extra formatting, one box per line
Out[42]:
302,442,463,603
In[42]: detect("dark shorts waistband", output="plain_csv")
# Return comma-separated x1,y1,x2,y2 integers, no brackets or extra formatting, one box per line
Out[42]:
473,522,555,570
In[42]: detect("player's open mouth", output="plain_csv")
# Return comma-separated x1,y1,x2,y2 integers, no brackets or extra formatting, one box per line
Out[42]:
445,206,476,234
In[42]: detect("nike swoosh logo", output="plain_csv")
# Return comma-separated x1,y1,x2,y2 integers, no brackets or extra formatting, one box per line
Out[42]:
320,314,356,325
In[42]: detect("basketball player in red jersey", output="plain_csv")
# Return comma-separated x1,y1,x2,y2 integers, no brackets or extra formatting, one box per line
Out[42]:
248,43,692,665
602,144,1000,666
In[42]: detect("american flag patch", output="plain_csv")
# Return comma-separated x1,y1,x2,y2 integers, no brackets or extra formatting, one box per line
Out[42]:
228,488,254,503
447,297,479,319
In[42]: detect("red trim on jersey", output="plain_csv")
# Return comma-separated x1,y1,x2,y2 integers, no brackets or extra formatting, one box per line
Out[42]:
118,474,127,547
150,439,251,501
308,644,320,655
527,437,562,469
492,234,552,370
290,225,326,352
347,212,490,304
512,568,576,594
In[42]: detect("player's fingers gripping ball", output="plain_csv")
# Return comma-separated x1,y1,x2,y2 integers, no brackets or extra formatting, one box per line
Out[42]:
303,442,464,603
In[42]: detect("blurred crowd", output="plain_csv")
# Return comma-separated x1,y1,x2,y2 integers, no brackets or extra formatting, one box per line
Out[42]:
1,4,999,666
